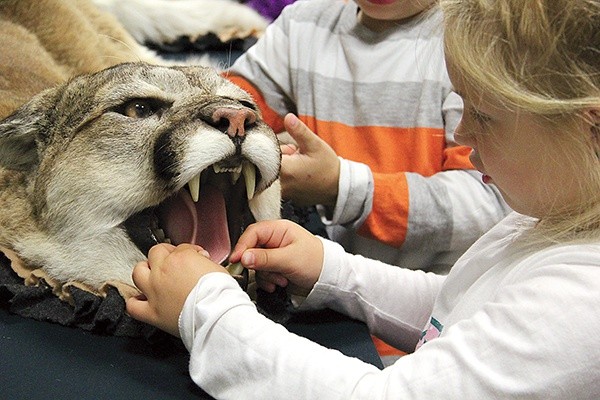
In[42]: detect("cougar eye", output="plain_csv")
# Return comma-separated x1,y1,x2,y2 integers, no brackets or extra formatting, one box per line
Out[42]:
116,98,166,119
239,100,256,110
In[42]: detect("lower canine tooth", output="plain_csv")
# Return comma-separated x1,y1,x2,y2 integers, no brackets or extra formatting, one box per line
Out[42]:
226,261,244,276
188,173,200,202
231,169,241,184
242,162,256,200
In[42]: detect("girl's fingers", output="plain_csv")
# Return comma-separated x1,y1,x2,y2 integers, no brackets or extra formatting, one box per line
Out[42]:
256,271,289,287
131,261,151,292
255,272,288,293
147,242,176,265
232,220,295,258
241,248,295,274
125,295,153,324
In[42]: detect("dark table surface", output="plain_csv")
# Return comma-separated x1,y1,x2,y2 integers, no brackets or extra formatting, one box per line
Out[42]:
0,307,382,400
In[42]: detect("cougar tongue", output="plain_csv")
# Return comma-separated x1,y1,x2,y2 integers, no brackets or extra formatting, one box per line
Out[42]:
157,185,230,265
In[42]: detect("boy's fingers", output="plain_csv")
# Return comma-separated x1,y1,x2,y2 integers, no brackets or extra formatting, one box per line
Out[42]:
280,143,297,155
283,113,319,153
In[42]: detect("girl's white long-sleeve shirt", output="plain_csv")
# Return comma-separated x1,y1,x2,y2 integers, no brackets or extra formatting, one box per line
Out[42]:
179,213,600,399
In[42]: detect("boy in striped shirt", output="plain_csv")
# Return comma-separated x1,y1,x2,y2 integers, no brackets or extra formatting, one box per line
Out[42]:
227,0,509,274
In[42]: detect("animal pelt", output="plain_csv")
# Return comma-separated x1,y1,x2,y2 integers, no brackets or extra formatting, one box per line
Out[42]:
0,0,157,119
92,0,268,49
0,0,282,298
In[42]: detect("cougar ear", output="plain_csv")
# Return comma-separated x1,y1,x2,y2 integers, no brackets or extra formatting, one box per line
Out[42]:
0,88,57,171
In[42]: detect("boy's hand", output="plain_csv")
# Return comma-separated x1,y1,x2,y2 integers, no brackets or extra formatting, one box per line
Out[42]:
126,243,226,337
230,219,324,296
280,113,340,207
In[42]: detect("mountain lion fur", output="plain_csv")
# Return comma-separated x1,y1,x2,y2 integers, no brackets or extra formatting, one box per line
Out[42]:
0,0,281,294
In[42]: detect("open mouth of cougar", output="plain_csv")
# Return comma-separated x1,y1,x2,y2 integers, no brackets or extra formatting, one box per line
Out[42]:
122,156,259,287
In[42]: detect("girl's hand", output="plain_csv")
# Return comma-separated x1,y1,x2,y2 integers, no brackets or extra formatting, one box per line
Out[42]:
230,219,323,296
126,243,226,337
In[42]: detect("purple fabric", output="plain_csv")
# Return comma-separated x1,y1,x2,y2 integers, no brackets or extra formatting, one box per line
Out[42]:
245,0,296,21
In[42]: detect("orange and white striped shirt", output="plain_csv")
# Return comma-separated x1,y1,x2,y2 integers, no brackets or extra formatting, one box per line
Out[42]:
228,0,509,272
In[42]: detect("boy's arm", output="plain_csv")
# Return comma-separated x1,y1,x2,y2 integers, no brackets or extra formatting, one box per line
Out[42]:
328,92,510,252
356,165,508,251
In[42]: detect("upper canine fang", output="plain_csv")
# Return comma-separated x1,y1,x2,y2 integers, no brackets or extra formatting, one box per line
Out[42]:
242,162,256,200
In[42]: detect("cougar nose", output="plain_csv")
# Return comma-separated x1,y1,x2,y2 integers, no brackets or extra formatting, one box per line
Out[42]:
212,107,257,138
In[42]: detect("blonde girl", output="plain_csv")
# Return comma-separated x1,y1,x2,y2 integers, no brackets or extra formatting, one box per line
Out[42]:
443,0,600,242
126,1,600,398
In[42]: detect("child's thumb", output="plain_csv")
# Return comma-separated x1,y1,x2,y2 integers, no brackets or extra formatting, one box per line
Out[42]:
283,113,318,152
126,296,152,323
241,248,288,274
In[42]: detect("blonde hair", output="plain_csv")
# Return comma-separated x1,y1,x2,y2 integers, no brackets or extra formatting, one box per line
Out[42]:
441,0,600,242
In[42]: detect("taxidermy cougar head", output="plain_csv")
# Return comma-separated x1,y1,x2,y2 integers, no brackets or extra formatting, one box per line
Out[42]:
0,62,281,289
